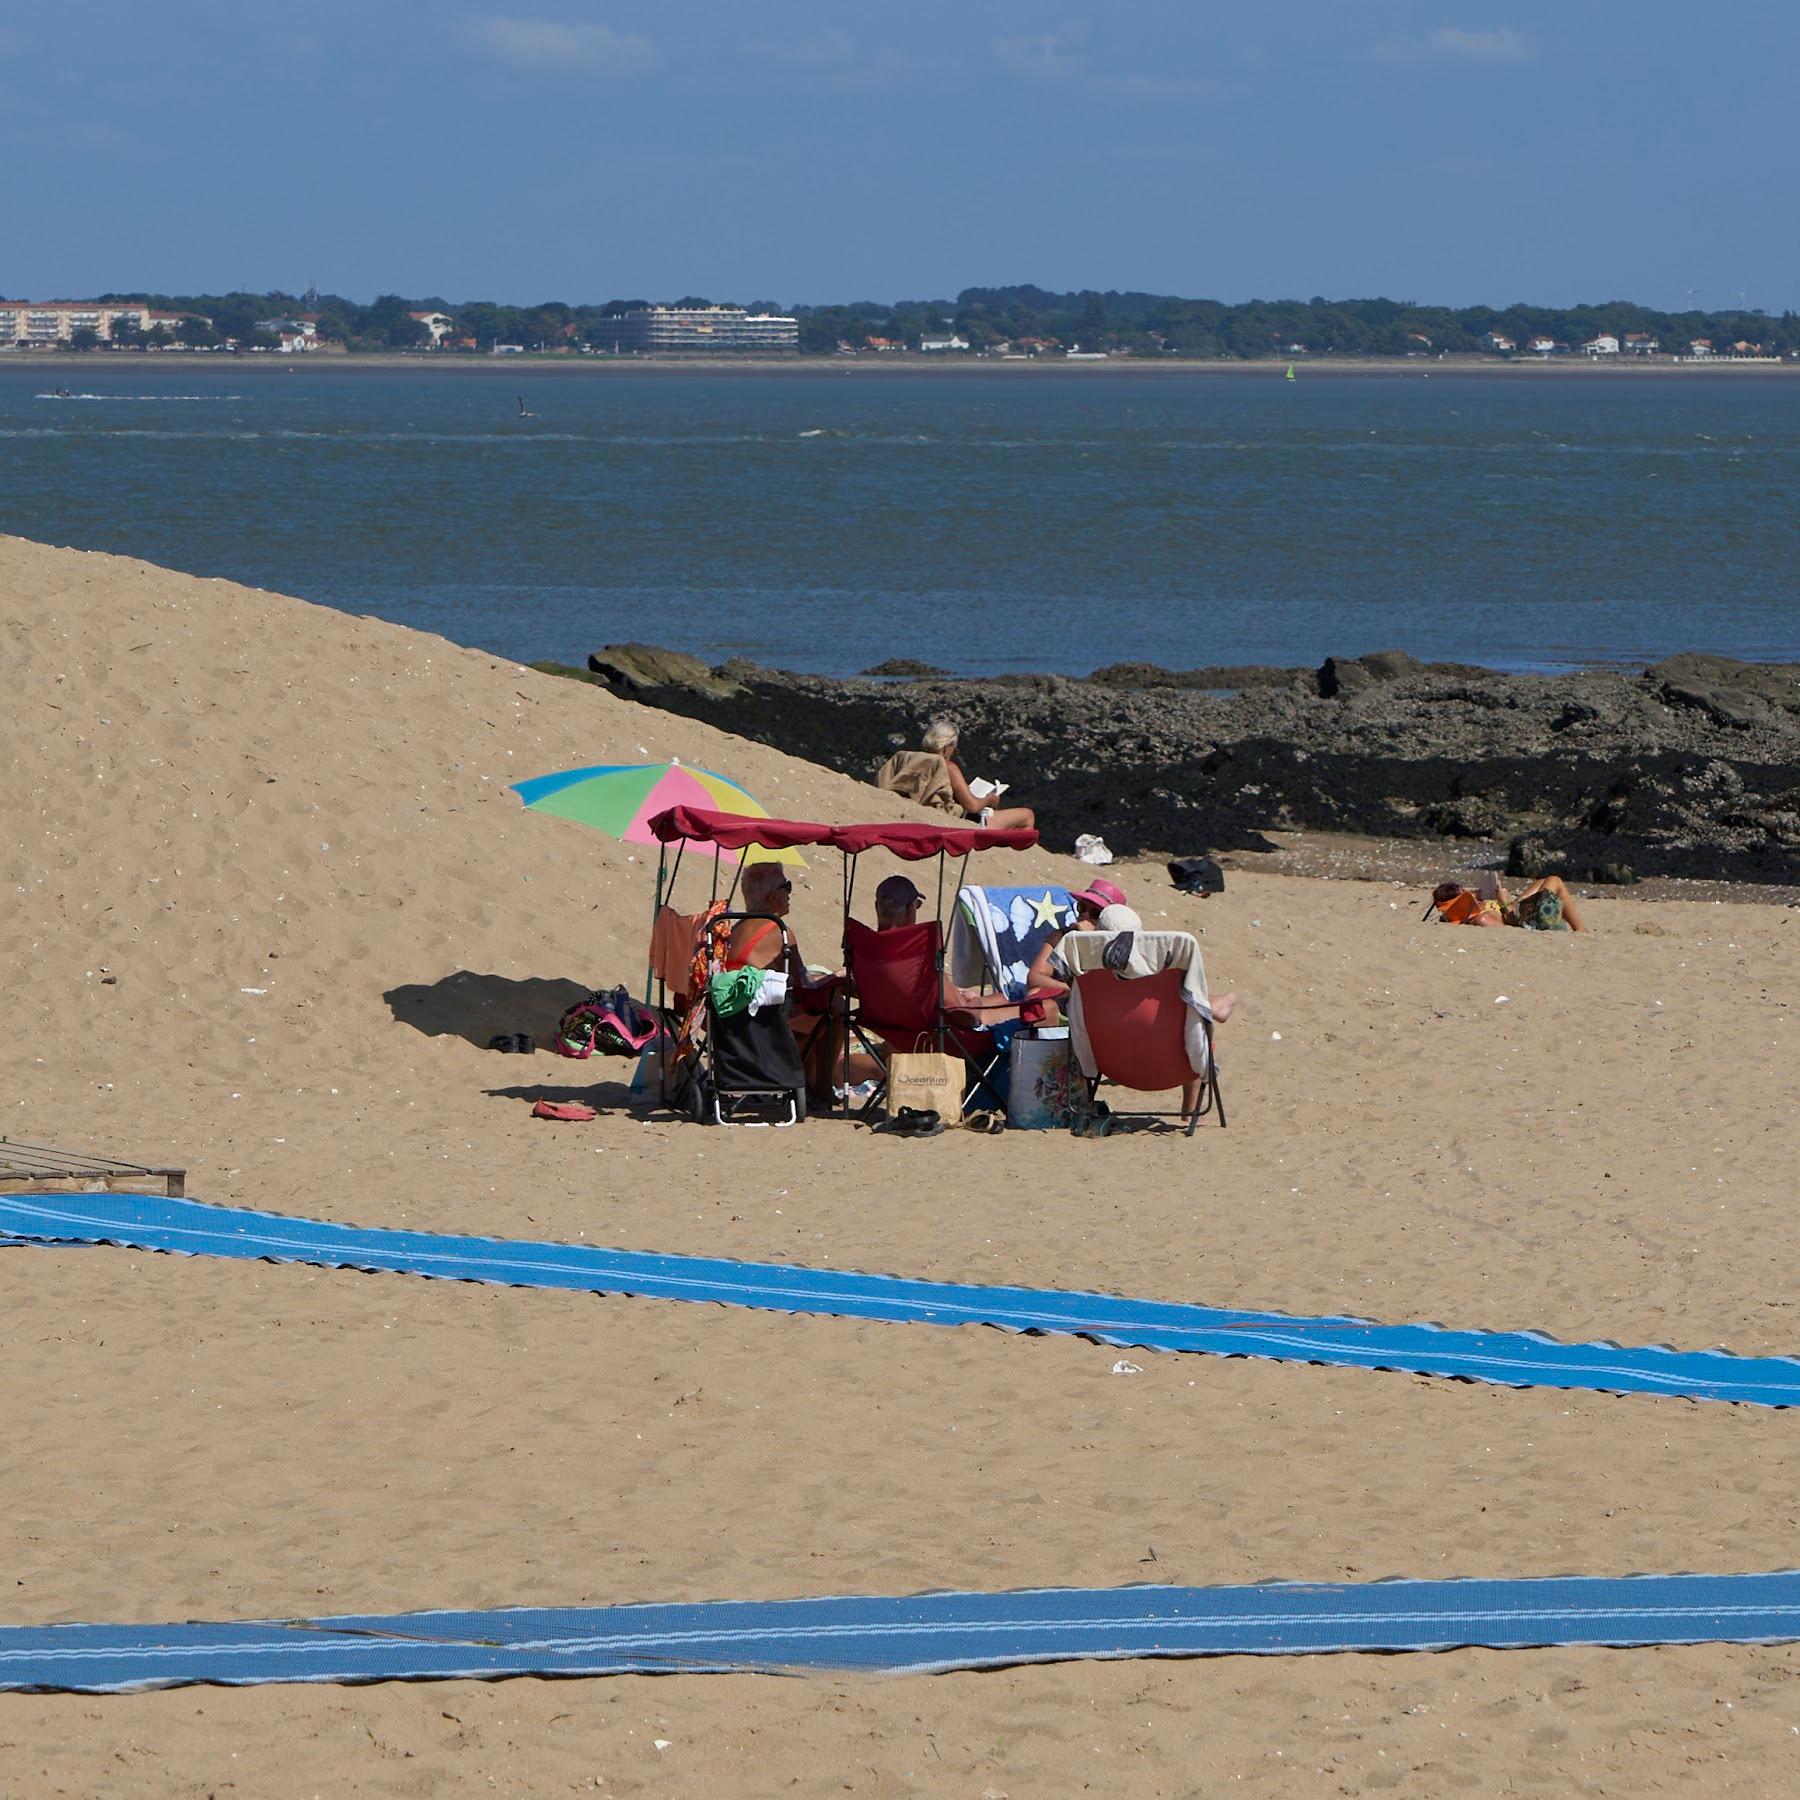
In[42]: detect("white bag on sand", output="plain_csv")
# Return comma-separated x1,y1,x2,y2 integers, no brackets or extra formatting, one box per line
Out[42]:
1075,834,1114,866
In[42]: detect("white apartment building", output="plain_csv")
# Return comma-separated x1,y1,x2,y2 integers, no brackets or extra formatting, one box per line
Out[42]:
587,305,799,353
0,300,193,345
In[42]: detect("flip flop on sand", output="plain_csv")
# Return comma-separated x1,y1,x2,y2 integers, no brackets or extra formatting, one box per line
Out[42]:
531,1099,597,1122
873,1106,944,1139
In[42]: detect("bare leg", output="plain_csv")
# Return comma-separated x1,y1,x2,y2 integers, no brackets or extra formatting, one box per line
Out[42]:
1182,995,1237,1123
984,804,1035,831
1519,874,1588,932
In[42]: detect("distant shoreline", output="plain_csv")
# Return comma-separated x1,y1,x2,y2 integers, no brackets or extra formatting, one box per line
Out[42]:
7,351,1799,379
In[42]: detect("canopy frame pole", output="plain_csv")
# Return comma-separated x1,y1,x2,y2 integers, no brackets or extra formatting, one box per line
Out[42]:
838,850,861,1106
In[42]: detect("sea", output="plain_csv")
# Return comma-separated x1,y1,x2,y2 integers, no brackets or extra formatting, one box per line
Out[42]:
4,361,1796,676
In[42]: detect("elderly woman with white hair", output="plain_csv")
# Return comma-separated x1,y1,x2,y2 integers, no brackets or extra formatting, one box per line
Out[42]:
918,718,1036,832
724,861,846,1105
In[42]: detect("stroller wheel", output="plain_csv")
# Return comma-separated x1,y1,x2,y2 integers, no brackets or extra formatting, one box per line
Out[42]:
690,1075,712,1125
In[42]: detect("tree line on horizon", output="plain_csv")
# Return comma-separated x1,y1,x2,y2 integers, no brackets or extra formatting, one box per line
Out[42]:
64,283,1800,357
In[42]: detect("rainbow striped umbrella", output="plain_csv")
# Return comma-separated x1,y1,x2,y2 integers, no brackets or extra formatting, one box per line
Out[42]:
510,761,806,866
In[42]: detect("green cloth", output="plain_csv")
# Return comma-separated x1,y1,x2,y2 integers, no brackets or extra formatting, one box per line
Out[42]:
707,966,765,1019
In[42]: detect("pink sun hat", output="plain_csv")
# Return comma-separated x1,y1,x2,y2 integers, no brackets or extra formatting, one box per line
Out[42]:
1069,875,1128,912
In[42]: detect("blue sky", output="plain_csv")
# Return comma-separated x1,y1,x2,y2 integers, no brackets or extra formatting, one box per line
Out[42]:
6,0,1794,309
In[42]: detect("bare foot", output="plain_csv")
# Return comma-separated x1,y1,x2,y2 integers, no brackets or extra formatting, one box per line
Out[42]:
1213,991,1238,1024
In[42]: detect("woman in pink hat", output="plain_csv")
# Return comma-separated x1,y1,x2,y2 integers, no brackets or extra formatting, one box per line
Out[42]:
1022,876,1128,1017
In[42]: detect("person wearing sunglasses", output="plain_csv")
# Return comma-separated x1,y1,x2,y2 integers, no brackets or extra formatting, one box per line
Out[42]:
725,861,846,1103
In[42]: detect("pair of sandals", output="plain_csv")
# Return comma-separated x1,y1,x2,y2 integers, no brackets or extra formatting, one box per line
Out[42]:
873,1106,945,1139
963,1109,1006,1135
1071,1100,1116,1138
488,1032,534,1054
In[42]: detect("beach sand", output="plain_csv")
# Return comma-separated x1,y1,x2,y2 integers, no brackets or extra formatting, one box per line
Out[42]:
4,534,1797,1795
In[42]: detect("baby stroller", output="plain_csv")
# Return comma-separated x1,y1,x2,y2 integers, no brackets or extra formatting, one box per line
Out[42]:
665,909,808,1127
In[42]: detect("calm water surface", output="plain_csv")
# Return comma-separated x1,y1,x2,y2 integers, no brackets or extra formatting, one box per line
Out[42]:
3,363,1795,674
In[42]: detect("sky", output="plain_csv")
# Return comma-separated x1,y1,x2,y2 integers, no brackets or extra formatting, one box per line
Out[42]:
5,0,1795,311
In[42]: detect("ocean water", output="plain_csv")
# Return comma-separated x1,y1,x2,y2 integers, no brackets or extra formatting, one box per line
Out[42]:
4,362,1796,675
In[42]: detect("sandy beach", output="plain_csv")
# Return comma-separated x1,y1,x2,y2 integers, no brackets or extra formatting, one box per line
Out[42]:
4,533,1798,1795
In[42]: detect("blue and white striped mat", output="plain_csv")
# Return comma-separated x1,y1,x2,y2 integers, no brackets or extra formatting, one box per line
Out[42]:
5,1572,1800,1693
3,1190,1797,1405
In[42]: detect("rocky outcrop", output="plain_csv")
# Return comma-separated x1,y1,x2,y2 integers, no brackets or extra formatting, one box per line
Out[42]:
543,651,1800,883
579,643,742,699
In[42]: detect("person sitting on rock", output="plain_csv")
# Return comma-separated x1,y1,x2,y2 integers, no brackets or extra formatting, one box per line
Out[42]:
876,719,1035,832
1428,873,1589,932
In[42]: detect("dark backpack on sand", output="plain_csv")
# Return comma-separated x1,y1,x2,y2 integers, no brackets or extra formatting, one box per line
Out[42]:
1168,855,1226,897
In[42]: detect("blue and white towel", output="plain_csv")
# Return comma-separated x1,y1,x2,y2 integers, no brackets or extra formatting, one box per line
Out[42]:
949,884,1076,999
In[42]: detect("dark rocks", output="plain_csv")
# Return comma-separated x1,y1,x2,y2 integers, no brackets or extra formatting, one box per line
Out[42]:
584,643,741,699
544,647,1800,884
1318,650,1421,697
1087,662,1299,692
1317,650,1497,698
1419,795,1505,839
861,658,948,679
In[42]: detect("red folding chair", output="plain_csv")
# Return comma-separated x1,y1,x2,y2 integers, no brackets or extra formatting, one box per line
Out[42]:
1072,967,1226,1135
842,919,1011,1115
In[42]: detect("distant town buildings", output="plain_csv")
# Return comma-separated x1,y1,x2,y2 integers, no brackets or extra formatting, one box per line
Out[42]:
409,310,455,346
1623,332,1659,354
1582,334,1621,356
0,300,192,346
1480,332,1516,353
918,333,971,352
257,314,320,352
587,305,799,354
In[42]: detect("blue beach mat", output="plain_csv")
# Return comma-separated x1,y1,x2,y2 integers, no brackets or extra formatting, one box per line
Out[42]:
4,1191,1799,1406
5,1571,1800,1693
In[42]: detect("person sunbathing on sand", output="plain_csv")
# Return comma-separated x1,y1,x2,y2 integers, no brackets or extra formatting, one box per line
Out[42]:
1428,873,1589,933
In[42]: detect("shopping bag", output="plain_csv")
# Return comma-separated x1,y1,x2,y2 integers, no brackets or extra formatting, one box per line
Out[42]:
886,1050,964,1122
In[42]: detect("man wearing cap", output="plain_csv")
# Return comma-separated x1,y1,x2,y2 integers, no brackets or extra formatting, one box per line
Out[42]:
872,872,1004,1013
1022,875,1128,1017
873,873,928,928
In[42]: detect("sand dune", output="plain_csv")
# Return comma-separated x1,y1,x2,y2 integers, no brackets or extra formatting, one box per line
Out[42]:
3,535,1797,1795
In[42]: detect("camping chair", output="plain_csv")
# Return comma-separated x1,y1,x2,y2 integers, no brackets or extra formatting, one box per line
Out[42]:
1065,935,1226,1136
842,918,1010,1116
674,910,808,1128
946,883,1076,1002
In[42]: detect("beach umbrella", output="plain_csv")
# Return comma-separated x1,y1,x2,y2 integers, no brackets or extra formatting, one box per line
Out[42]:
510,761,806,867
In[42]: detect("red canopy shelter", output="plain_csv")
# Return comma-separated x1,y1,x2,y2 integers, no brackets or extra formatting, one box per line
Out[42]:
642,809,1042,1117
644,804,1039,973
647,805,1037,861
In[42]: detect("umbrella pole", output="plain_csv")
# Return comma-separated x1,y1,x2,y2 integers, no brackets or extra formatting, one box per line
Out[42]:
647,844,669,1005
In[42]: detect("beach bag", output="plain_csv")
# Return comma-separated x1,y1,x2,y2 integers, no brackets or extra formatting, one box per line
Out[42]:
886,1049,964,1122
555,986,663,1059
1168,854,1225,896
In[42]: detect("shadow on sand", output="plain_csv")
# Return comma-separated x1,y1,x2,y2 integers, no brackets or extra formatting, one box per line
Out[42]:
384,971,591,1049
